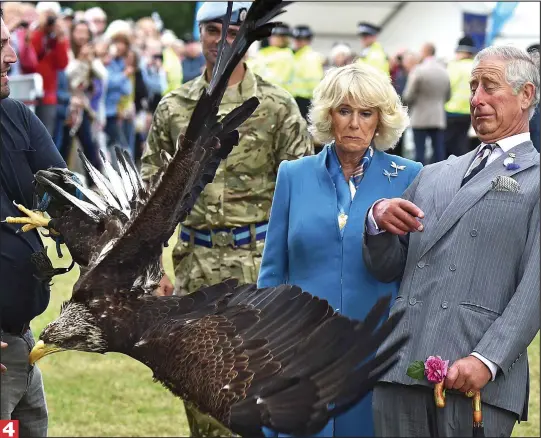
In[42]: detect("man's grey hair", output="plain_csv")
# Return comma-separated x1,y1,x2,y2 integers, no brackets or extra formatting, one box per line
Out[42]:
473,45,540,119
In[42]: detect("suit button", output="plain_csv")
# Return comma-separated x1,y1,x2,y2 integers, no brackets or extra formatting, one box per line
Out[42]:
409,297,417,306
441,301,448,309
417,261,426,269
449,264,457,271
470,229,478,237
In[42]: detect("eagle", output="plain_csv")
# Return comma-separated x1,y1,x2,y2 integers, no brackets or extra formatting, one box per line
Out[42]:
3,1,408,436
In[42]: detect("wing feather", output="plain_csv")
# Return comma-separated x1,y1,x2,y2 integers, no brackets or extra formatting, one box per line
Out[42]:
130,283,407,437
72,0,292,300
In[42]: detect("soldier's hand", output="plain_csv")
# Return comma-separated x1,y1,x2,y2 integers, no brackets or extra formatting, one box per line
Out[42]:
155,274,174,296
373,198,425,236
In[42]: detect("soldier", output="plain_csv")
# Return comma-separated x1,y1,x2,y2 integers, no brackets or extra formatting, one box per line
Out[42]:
141,2,312,433
141,1,312,296
290,25,324,120
356,21,390,76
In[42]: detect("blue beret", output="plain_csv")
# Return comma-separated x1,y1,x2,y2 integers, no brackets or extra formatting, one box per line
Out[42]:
196,2,252,25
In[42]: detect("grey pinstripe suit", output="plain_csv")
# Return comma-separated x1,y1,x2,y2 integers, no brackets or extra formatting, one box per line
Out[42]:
363,140,540,435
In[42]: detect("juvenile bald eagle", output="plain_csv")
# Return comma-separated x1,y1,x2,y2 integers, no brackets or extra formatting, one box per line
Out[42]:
4,1,408,436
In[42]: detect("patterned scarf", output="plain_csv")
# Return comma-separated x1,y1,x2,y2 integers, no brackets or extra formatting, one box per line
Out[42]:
327,143,374,236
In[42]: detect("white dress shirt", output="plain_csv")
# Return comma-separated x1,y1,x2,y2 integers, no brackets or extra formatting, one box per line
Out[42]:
366,132,532,381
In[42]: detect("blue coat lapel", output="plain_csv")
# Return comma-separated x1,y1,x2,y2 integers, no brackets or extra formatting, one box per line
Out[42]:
315,147,409,241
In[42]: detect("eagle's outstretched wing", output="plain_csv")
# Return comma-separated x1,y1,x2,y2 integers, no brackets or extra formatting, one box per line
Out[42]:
71,0,290,300
130,280,406,436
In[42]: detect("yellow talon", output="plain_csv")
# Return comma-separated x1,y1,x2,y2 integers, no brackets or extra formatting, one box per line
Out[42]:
4,203,55,233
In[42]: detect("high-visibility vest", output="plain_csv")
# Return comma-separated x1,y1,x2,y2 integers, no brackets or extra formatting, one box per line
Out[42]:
445,58,474,115
163,47,183,95
356,41,390,76
249,46,295,92
290,45,324,99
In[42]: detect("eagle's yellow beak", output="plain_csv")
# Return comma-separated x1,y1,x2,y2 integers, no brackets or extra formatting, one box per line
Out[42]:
29,340,64,365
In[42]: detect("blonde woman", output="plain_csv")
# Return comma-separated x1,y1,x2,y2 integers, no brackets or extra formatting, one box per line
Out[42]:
258,62,422,437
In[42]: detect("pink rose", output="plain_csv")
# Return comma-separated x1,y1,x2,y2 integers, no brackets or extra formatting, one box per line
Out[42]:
424,355,449,383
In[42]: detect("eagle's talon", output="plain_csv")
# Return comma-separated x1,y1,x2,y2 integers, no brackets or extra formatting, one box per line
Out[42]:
4,203,52,233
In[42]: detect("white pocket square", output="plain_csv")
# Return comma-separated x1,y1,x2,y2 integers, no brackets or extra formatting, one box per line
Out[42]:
491,175,520,193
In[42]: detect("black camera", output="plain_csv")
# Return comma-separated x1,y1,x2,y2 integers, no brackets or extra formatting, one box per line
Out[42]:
46,15,56,27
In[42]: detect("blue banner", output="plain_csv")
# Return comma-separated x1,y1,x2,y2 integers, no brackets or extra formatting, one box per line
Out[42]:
463,12,489,50
193,1,204,40
485,2,519,46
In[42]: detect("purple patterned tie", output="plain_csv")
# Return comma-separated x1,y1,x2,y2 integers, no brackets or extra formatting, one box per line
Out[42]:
462,143,498,186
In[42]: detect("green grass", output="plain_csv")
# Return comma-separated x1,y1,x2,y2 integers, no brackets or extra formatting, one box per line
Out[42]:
31,241,539,437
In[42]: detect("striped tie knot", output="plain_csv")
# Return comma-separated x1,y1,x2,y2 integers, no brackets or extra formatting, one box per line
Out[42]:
462,143,499,186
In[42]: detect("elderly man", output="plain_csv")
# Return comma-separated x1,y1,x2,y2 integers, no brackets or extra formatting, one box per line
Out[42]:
1,7,66,436
140,2,312,432
364,45,540,437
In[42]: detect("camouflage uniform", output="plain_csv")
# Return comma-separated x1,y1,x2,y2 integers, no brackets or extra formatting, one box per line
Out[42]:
141,66,312,436
141,65,312,294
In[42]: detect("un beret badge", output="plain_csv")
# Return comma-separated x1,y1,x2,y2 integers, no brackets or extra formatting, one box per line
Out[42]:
239,8,247,22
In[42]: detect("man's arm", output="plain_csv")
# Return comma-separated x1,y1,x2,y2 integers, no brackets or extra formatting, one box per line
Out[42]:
273,92,313,166
257,161,291,288
362,170,424,283
140,98,175,183
402,69,418,107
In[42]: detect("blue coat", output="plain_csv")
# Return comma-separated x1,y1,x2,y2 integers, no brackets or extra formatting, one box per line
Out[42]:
257,145,422,437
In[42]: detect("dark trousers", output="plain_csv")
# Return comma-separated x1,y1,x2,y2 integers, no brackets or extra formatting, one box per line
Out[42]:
0,330,48,437
413,128,445,164
444,114,471,158
373,382,517,437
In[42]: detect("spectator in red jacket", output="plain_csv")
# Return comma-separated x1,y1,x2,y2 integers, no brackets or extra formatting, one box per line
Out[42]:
30,2,69,136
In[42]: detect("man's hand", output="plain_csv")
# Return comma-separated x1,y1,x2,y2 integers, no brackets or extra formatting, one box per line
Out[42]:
444,356,492,394
373,198,425,236
1,342,7,373
155,274,174,296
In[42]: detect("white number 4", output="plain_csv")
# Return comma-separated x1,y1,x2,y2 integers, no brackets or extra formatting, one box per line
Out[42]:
2,422,16,437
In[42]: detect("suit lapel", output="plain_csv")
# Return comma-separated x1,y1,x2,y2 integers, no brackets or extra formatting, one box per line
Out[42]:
419,141,538,258
433,151,474,219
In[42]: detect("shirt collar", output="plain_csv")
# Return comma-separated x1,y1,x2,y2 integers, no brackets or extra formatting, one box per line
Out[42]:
481,132,531,153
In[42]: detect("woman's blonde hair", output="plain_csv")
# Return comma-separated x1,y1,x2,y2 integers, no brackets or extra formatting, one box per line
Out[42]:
308,62,409,150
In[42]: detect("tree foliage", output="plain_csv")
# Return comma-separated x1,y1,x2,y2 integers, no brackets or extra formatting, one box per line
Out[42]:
61,1,197,39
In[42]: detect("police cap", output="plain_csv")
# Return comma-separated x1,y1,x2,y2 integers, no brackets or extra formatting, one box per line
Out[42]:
292,25,313,39
357,22,381,36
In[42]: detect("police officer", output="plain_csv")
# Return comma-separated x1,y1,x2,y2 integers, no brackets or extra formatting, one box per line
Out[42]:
249,22,295,92
444,35,476,158
290,25,324,120
355,21,390,76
